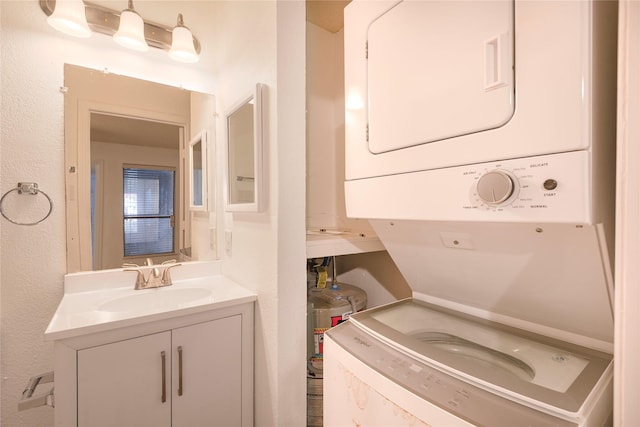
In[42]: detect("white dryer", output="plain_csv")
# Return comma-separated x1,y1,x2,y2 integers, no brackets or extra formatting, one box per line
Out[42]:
344,0,617,232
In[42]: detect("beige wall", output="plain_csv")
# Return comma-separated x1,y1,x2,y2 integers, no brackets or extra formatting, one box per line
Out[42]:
305,22,375,236
306,23,344,231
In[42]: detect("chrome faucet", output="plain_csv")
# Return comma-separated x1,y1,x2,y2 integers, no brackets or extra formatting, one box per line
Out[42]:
123,259,182,290
146,258,161,280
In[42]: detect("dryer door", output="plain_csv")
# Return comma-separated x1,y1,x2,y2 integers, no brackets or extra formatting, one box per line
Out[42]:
367,0,515,154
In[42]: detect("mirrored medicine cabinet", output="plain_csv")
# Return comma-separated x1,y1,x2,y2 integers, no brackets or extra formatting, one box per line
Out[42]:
225,83,265,213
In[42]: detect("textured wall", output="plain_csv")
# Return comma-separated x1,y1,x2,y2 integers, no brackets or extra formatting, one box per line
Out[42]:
0,2,217,425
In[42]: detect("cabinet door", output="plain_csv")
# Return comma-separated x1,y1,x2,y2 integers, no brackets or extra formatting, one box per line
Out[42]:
172,315,242,427
77,332,171,427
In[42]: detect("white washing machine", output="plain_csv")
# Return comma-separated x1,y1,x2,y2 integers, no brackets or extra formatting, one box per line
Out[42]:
324,300,613,427
323,220,614,427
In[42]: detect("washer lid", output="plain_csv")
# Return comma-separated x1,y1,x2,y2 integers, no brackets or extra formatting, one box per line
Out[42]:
367,0,515,154
349,298,612,416
368,220,614,351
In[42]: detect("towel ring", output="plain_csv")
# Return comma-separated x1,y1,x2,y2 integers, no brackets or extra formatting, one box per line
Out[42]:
0,183,53,226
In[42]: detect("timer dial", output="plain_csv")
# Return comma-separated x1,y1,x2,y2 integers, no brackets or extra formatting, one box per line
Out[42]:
476,170,515,205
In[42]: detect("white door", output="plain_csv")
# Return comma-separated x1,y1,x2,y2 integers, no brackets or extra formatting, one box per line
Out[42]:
172,316,243,427
367,0,514,153
77,332,171,427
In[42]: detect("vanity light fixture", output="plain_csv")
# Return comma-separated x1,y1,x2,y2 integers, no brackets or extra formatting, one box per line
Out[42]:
46,0,91,38
168,14,199,63
113,0,149,52
40,0,201,62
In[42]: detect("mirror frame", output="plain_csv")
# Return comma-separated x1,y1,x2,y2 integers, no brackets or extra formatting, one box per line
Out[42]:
225,83,265,213
189,130,208,211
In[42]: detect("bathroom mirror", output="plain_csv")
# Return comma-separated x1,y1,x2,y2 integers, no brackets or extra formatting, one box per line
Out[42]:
64,64,216,272
189,130,208,211
225,83,265,212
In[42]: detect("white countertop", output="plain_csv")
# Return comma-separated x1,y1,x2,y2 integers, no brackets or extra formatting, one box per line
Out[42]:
45,261,256,341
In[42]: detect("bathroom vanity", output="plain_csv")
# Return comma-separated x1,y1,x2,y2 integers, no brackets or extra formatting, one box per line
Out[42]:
45,261,256,427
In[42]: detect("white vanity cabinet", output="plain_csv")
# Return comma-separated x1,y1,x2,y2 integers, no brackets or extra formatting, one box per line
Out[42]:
51,302,253,427
171,316,242,427
78,331,171,427
77,315,242,427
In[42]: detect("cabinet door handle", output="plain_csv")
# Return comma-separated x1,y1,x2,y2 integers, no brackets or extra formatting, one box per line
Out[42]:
161,351,167,403
177,346,183,397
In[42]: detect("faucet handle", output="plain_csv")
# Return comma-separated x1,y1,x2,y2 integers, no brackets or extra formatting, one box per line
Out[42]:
161,263,182,285
123,268,148,289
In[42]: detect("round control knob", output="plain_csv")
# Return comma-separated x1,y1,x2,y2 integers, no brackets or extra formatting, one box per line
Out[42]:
476,170,515,205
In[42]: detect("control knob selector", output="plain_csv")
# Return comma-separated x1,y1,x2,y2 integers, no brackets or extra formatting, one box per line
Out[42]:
476,170,515,205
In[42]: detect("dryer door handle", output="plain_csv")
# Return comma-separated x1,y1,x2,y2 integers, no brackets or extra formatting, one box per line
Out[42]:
484,32,511,90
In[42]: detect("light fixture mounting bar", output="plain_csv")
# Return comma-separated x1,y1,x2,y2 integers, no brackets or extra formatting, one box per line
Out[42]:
39,0,201,54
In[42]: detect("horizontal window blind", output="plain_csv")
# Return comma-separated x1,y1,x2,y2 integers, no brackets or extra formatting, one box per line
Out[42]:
123,167,175,257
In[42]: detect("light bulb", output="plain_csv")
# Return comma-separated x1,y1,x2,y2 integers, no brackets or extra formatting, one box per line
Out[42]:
113,1,148,52
47,0,91,38
168,14,199,63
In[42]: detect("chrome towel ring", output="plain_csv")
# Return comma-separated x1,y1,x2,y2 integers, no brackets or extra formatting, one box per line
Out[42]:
0,182,53,226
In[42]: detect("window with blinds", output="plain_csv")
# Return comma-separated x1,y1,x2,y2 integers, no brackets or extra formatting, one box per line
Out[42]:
123,166,175,257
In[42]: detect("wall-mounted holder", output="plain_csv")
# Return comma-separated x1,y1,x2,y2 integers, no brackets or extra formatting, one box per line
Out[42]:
0,182,53,226
19,371,54,411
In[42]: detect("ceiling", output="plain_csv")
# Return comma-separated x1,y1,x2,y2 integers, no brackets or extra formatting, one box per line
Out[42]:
306,0,351,33
91,113,181,150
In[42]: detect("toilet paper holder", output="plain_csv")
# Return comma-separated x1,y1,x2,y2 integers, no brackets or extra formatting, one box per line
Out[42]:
19,371,54,411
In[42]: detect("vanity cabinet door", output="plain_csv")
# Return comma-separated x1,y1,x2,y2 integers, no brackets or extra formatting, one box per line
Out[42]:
77,332,171,427
172,315,243,427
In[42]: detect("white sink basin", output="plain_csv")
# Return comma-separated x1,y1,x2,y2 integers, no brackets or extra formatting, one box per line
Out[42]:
99,287,213,313
45,263,258,341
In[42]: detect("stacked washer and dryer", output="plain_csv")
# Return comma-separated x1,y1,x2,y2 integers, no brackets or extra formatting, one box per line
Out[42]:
324,1,618,426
